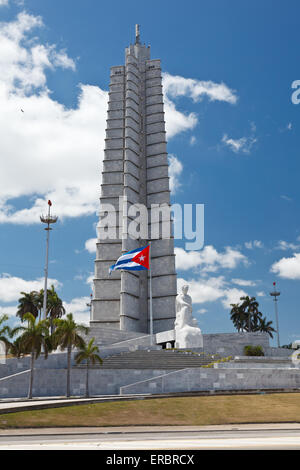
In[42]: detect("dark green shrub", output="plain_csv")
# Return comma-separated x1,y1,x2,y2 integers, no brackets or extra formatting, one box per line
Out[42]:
244,345,264,356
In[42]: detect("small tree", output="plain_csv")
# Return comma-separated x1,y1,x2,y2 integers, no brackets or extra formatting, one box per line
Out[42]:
16,313,50,399
75,338,102,398
53,314,89,398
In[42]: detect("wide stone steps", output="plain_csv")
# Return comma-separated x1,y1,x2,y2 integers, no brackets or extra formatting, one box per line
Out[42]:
75,350,220,370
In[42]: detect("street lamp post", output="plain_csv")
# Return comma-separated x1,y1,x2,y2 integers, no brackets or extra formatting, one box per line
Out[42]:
270,281,281,348
40,200,58,320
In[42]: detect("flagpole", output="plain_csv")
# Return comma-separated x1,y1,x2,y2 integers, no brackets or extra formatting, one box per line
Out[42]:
149,241,153,346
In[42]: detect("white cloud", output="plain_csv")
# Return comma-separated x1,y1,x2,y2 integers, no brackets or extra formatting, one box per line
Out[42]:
189,136,197,146
0,305,17,317
163,73,237,105
271,253,300,280
168,155,183,194
280,195,293,202
231,278,256,287
175,245,248,273
0,273,61,303
163,72,237,139
85,238,97,254
0,0,9,6
0,12,106,224
221,287,248,309
257,291,266,297
222,134,257,154
245,240,263,249
197,308,207,314
177,276,247,308
164,95,198,138
275,240,300,251
63,296,90,325
0,12,238,225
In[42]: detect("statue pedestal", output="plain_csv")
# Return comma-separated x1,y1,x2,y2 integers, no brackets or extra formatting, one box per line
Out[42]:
175,325,203,349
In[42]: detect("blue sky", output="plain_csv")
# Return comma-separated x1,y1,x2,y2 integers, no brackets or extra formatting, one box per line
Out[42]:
0,0,300,346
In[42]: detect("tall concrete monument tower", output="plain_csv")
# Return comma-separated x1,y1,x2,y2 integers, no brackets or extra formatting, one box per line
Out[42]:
91,26,177,334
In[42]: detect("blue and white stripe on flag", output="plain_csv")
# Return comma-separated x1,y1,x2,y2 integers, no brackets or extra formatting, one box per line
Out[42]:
109,245,150,274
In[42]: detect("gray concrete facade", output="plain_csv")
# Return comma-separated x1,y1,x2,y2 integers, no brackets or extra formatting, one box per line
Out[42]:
92,27,177,334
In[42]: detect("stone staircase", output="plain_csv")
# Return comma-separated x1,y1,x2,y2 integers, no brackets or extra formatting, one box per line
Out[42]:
76,349,221,370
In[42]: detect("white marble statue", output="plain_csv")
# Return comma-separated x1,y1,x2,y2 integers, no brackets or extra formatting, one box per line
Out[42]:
175,285,203,349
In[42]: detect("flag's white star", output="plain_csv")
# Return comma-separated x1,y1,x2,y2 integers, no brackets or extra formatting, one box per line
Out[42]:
139,255,145,262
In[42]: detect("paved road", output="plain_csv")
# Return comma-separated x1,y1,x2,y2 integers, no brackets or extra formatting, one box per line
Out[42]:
0,424,300,449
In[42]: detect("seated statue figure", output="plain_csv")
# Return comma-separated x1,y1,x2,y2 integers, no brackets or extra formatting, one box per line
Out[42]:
175,285,203,349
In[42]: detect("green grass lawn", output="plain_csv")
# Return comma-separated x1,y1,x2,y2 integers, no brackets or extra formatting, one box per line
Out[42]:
0,393,300,428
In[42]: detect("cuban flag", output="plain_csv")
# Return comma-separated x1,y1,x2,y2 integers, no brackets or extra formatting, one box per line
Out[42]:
109,245,150,274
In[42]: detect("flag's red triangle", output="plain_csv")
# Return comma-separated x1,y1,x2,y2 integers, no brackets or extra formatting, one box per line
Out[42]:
132,245,150,269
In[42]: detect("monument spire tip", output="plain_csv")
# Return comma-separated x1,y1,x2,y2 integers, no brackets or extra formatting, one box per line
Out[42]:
135,24,141,44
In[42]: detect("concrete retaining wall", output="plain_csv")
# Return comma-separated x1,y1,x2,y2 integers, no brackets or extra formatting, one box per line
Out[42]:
0,368,171,398
120,367,300,395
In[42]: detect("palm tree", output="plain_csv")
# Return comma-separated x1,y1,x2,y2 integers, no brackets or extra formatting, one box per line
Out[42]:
46,285,66,334
16,291,39,321
258,316,276,338
237,296,262,332
75,338,102,397
230,303,247,332
53,314,89,398
16,313,50,399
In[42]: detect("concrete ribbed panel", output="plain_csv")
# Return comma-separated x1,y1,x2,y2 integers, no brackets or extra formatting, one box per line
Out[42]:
105,138,124,150
104,149,123,160
107,110,124,120
124,173,139,193
102,172,123,185
106,119,124,129
108,101,124,111
91,300,120,323
146,154,169,168
147,122,166,134
149,274,177,297
150,238,175,257
146,103,164,115
124,148,139,166
106,128,123,139
103,160,123,173
125,117,140,132
151,255,176,277
147,165,169,180
150,297,178,319
146,112,165,124
147,177,170,193
147,94,164,106
147,132,167,145
147,191,171,206
101,184,123,197
125,126,140,141
96,242,122,261
95,260,121,279
147,142,167,155
124,160,139,179
94,279,122,298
